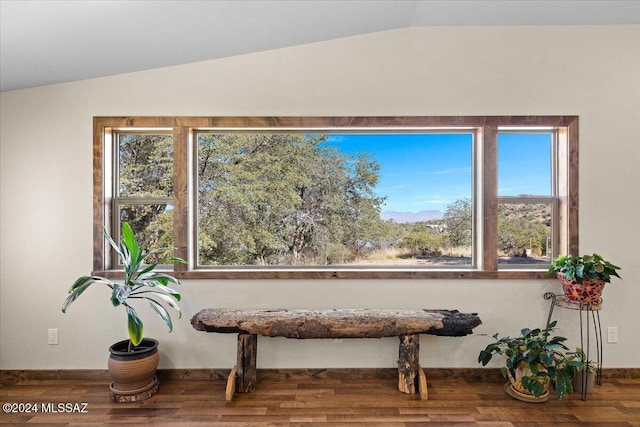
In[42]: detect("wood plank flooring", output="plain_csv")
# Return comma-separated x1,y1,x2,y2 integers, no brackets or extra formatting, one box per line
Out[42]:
1,374,639,425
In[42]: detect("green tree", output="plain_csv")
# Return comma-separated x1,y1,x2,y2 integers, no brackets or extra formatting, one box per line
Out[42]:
118,134,173,197
117,134,174,263
399,224,444,257
197,134,386,265
498,204,551,257
443,198,472,248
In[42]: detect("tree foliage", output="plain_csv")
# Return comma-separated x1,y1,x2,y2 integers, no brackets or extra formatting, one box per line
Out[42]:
399,224,444,257
443,198,472,248
117,134,174,263
498,203,551,257
118,134,173,197
197,134,386,265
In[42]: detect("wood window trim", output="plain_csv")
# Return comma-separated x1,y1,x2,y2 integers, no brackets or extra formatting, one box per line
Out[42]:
93,116,578,280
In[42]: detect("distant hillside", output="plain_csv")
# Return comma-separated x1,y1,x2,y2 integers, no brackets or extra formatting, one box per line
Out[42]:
500,203,551,225
381,210,443,223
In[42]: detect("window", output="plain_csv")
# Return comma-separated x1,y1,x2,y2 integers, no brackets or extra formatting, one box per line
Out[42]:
111,130,175,265
94,116,578,279
195,131,474,268
497,132,556,268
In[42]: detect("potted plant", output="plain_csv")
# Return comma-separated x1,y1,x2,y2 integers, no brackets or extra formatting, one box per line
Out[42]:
478,321,578,401
564,348,598,394
548,253,621,304
62,222,185,402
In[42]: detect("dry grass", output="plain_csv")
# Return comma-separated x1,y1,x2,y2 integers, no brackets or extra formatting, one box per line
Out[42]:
341,246,548,266
344,246,473,266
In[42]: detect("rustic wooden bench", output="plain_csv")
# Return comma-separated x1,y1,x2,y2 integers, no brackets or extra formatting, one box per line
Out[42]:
191,308,481,401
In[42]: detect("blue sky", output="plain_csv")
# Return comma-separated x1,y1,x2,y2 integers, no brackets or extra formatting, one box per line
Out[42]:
498,133,551,197
325,132,552,213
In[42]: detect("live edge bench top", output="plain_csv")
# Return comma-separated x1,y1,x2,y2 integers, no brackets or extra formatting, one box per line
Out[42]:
191,308,481,339
191,308,481,401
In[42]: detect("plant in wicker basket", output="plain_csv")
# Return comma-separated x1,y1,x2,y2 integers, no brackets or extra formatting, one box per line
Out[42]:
478,321,578,400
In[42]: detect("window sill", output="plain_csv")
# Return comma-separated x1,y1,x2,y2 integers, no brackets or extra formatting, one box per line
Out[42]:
92,269,551,280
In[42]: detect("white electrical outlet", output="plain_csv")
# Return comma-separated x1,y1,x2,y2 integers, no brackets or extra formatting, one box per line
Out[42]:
607,326,618,343
48,328,59,345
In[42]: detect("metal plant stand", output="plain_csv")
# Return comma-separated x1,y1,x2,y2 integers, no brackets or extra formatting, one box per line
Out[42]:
544,292,603,401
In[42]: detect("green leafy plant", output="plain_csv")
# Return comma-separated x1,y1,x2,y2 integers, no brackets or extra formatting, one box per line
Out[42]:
564,348,598,374
62,222,185,349
478,321,578,399
547,253,621,283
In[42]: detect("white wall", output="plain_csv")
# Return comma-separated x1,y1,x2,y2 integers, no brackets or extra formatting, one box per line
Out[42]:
1,25,639,370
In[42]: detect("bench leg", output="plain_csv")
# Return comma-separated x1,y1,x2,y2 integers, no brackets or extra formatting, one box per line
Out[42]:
418,365,428,400
398,334,419,395
237,333,257,393
225,365,237,402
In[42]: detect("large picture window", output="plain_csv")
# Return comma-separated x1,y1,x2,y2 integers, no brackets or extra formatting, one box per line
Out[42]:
93,116,578,279
195,131,474,268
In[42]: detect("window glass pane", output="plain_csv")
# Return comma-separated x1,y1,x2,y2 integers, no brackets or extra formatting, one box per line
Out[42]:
498,133,552,196
119,204,174,264
497,203,551,265
118,133,173,197
197,132,473,267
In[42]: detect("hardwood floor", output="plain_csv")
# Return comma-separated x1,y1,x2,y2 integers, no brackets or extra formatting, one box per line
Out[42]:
1,373,639,426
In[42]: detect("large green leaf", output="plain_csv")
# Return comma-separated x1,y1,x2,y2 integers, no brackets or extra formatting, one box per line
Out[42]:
62,279,96,312
146,291,181,315
144,284,181,301
125,305,144,346
139,272,181,286
103,227,123,260
131,286,181,308
68,276,101,292
121,222,141,268
134,263,157,280
144,297,173,332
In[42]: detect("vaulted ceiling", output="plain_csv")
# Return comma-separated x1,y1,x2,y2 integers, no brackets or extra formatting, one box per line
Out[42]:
1,0,639,92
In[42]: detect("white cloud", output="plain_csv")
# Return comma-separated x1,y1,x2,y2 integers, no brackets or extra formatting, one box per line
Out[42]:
428,167,472,175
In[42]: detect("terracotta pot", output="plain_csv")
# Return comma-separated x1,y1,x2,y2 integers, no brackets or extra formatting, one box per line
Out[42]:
557,273,606,304
108,338,159,402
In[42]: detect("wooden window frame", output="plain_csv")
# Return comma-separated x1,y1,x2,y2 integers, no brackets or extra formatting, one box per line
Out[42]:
93,116,578,279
